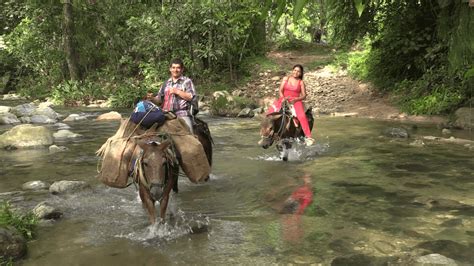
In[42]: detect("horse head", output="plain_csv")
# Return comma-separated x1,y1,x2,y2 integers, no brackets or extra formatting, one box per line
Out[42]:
258,113,284,149
133,134,179,224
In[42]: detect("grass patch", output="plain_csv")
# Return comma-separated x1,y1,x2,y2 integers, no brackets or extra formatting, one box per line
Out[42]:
0,201,37,240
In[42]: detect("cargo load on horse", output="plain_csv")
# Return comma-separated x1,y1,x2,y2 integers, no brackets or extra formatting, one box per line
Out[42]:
96,114,213,223
96,116,211,188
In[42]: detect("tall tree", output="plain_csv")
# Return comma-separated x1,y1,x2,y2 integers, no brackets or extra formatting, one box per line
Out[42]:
62,0,80,80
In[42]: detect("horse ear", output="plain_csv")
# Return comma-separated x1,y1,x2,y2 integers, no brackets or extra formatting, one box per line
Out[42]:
271,114,282,120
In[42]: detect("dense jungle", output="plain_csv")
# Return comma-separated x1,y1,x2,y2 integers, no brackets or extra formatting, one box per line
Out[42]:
0,1,473,265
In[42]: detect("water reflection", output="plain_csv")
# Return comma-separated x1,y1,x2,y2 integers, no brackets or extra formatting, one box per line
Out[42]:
280,173,313,245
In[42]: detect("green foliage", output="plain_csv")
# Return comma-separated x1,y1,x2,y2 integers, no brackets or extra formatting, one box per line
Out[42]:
0,201,37,240
394,66,467,115
210,95,230,116
108,81,148,108
210,95,256,116
51,80,101,106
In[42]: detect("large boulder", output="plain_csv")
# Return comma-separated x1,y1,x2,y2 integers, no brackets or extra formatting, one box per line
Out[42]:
0,124,53,149
0,226,27,261
453,107,473,129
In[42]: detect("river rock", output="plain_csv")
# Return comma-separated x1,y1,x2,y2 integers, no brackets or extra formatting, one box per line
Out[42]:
33,106,60,120
49,180,90,194
0,113,20,125
415,253,457,265
53,123,71,130
10,103,36,117
22,181,50,191
53,129,82,140
48,145,68,152
0,226,27,261
453,107,473,129
30,114,56,124
32,202,62,220
63,114,87,122
416,240,472,263
333,254,399,265
237,108,254,118
0,106,11,114
96,111,122,121
383,127,409,138
0,124,53,149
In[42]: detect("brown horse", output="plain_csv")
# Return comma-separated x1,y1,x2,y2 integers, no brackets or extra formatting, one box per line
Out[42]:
258,101,313,161
132,120,213,224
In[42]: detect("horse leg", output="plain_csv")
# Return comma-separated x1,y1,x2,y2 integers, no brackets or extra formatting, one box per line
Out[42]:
280,139,291,161
139,184,156,224
159,179,175,221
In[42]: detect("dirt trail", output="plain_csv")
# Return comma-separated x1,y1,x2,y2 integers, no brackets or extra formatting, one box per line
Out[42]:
240,48,446,124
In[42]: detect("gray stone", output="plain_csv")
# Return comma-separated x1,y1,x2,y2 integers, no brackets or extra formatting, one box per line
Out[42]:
22,181,50,191
30,114,56,124
10,103,36,117
237,108,254,118
0,124,53,148
33,106,60,120
49,180,90,194
0,113,20,125
53,129,82,140
453,107,473,129
0,226,27,261
19,116,31,123
32,202,62,220
415,253,457,265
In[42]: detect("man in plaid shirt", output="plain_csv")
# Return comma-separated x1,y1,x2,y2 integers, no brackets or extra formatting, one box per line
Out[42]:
157,58,196,133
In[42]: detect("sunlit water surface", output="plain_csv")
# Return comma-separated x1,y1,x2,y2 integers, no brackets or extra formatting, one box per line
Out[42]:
0,105,473,265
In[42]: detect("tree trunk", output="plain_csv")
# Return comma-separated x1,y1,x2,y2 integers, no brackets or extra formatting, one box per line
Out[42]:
63,0,81,81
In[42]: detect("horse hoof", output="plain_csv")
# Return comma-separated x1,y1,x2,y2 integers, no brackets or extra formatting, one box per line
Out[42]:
282,156,288,161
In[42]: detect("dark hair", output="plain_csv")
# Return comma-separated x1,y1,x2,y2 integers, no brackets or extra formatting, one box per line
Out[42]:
170,58,184,68
293,64,304,79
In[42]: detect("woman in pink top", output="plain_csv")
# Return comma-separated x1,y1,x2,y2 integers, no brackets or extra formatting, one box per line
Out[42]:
267,64,314,146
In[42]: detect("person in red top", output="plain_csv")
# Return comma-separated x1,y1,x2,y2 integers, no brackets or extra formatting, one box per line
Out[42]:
267,64,314,146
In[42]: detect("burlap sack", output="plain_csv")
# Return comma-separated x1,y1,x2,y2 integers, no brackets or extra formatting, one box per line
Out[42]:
96,118,144,188
156,118,211,183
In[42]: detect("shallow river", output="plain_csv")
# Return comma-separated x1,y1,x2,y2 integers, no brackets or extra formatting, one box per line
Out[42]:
1,106,473,265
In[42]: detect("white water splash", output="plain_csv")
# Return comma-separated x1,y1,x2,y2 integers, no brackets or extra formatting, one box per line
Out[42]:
252,138,330,161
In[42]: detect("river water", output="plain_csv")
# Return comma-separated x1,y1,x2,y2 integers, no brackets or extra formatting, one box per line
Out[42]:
1,105,473,265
